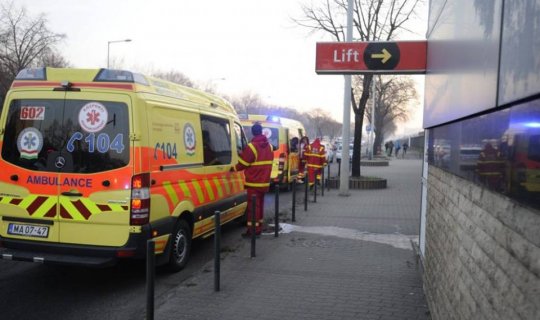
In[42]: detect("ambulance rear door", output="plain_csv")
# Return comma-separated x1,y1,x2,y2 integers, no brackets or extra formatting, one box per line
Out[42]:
0,91,66,243
57,91,132,247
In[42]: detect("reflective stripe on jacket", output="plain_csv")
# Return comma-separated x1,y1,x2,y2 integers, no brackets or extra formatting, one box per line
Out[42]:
235,134,274,192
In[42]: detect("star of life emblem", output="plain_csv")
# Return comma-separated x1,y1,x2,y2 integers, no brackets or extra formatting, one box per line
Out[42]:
184,123,196,156
17,127,43,160
79,102,108,133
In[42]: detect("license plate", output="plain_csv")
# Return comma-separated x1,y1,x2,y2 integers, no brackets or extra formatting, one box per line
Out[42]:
7,223,49,238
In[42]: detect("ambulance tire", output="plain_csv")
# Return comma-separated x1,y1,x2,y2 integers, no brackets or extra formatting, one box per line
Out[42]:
167,219,192,272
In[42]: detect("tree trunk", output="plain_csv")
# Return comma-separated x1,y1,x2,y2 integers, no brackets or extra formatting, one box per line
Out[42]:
351,74,373,177
351,112,364,177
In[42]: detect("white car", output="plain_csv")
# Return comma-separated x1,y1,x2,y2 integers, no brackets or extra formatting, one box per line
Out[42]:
322,142,334,163
336,144,353,162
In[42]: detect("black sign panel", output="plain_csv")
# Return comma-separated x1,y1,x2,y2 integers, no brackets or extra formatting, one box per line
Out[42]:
363,42,400,70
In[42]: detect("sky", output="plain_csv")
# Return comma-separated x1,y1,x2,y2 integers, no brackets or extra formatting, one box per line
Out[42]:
14,0,427,133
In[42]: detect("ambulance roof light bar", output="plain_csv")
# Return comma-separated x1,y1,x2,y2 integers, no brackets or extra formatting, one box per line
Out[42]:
94,69,149,85
266,115,281,123
15,68,46,80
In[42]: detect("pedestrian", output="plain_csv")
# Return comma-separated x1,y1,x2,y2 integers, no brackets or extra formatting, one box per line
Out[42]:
402,142,409,158
394,140,401,157
231,122,274,237
305,137,327,187
298,136,310,182
384,141,389,155
387,140,394,157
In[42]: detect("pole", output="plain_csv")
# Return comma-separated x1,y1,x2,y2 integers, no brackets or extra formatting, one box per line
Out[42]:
292,179,296,222
314,172,318,203
146,240,155,320
321,166,325,197
250,194,256,258
370,77,376,160
107,42,110,69
274,183,279,237
214,211,221,292
304,173,309,211
339,0,354,197
327,163,331,191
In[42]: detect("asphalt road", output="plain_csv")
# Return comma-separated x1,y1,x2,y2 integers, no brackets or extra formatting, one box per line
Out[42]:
0,185,297,320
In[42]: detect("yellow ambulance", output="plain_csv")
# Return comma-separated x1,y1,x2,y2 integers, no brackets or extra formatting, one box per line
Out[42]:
0,68,248,271
239,114,305,188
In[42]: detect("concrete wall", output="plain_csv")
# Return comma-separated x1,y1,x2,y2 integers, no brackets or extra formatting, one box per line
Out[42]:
423,166,539,320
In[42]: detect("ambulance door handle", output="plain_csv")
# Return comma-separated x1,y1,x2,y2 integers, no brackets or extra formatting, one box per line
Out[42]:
61,191,83,197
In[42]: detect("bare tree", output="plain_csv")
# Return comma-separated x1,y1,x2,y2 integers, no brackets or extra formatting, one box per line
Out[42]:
0,1,65,101
363,75,417,153
295,0,422,176
305,108,341,139
229,91,262,115
152,70,195,88
39,47,70,68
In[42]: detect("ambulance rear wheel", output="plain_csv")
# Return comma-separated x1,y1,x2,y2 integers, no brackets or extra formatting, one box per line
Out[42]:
167,219,192,272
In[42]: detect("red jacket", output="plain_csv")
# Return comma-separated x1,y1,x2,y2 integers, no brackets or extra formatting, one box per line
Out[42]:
305,138,327,169
235,134,274,192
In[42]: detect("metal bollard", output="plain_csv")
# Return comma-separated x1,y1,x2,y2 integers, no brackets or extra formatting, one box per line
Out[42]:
274,183,279,237
314,172,317,203
292,179,296,222
214,210,221,292
304,173,309,211
251,194,256,258
146,240,155,320
321,167,325,197
327,163,331,191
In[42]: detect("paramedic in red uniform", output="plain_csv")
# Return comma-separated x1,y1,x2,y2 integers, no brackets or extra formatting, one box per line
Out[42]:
298,136,310,182
305,138,327,187
477,141,505,191
232,122,274,237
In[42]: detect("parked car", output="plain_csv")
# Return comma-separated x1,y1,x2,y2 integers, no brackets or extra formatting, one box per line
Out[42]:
336,144,353,162
322,142,335,163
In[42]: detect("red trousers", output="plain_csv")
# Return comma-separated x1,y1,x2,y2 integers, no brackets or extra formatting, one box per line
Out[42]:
307,166,321,185
246,189,265,234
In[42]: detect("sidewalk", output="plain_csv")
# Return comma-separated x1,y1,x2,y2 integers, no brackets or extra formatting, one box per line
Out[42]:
155,158,430,320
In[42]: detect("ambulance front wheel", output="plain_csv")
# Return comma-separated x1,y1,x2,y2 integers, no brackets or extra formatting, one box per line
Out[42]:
167,219,192,272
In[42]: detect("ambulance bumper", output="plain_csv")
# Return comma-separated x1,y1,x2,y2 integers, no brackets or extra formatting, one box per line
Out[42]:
0,227,151,268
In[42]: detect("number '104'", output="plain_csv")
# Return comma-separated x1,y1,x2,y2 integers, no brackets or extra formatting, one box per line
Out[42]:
67,132,125,153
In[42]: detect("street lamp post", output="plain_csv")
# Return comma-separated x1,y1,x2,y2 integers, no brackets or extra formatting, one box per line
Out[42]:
107,39,132,68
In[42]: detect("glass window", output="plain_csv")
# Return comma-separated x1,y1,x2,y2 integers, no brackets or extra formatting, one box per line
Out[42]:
201,115,231,166
233,122,247,155
244,125,279,150
1,99,129,173
428,99,540,211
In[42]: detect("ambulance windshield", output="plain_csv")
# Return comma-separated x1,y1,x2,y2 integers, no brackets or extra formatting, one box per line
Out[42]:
1,99,129,173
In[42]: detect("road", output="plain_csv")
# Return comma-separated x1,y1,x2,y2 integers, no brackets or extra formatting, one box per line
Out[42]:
0,182,299,320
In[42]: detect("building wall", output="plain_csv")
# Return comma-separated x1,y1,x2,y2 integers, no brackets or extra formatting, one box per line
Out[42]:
423,166,540,319
423,0,540,318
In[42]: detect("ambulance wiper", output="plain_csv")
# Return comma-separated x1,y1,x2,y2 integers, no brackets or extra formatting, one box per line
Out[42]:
53,81,81,92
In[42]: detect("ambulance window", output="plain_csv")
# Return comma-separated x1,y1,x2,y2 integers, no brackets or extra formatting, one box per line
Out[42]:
1,99,129,173
233,122,247,154
244,126,279,150
201,115,231,165
62,100,129,173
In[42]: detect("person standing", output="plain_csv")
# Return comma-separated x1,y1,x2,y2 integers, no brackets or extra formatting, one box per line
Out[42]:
402,142,409,158
394,140,401,158
298,136,310,182
232,122,274,237
305,138,327,187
